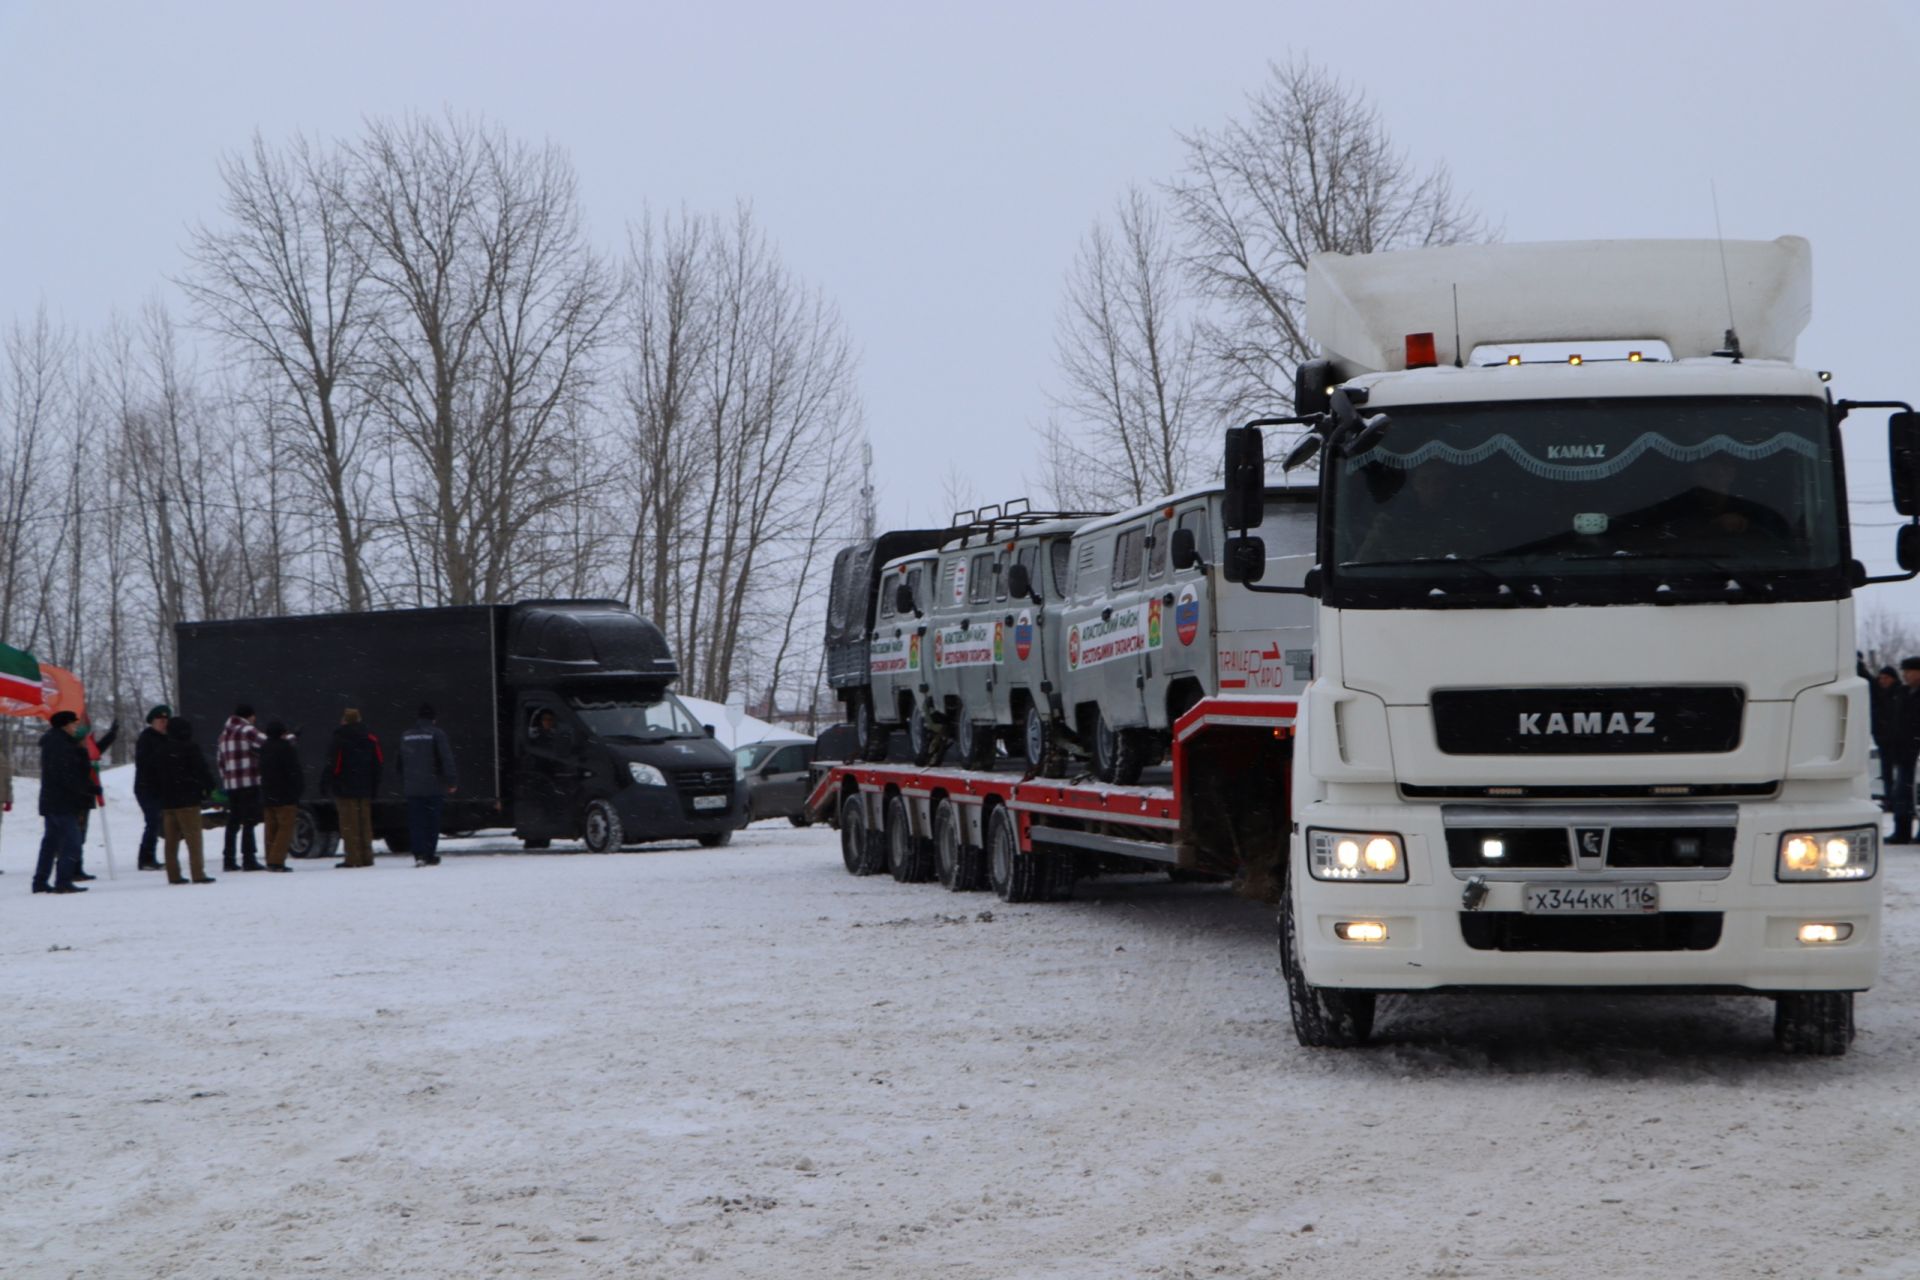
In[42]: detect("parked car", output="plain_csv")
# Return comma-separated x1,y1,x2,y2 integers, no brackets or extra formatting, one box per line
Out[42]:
736,738,817,825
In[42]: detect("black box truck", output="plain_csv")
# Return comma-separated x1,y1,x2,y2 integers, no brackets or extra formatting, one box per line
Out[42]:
175,599,745,858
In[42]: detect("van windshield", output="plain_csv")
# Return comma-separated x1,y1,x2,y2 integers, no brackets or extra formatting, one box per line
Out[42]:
570,693,703,740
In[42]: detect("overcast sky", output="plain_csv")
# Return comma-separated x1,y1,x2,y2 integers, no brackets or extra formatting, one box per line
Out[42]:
5,0,1920,604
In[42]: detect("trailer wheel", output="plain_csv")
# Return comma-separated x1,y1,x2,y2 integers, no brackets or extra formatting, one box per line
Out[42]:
933,798,982,891
909,701,947,768
986,804,1045,902
840,792,886,875
289,807,338,860
581,799,625,854
1279,883,1376,1048
1023,704,1066,777
855,693,889,761
1773,991,1854,1056
1093,710,1148,786
885,793,932,882
955,710,996,770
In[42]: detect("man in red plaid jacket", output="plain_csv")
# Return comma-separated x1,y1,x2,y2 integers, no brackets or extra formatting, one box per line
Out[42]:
217,704,268,872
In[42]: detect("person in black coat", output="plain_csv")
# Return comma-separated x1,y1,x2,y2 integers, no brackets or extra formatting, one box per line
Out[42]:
259,720,303,872
1888,659,1920,844
159,716,218,884
1870,667,1900,810
32,710,94,894
133,705,172,870
320,708,382,868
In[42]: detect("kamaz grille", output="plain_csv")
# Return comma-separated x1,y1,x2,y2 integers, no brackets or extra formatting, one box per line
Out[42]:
1460,912,1723,952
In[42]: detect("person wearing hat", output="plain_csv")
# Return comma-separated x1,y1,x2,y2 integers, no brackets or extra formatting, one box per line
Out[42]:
1871,666,1901,810
133,704,172,871
321,708,382,868
259,720,303,872
1890,657,1920,844
159,715,219,884
397,703,458,867
217,702,268,872
32,710,94,894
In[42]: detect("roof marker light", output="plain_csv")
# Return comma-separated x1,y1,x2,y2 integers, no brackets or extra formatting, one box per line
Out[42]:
1568,354,1583,366
1627,351,1643,362
1819,370,1833,382
1506,354,1522,367
1405,332,1438,369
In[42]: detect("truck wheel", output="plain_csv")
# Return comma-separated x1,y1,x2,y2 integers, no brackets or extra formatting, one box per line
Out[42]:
855,693,889,761
956,710,996,770
1773,991,1854,1055
383,827,411,856
840,792,886,875
986,804,1044,902
698,830,733,848
1279,883,1376,1048
1023,704,1066,777
909,701,947,767
289,808,337,859
1044,848,1077,901
933,799,982,891
581,799,625,854
885,793,932,881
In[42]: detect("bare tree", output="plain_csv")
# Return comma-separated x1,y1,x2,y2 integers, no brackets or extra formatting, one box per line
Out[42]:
1044,185,1203,509
1168,57,1493,418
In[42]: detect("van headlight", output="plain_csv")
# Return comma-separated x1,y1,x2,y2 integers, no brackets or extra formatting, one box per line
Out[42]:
628,762,668,787
1777,827,1876,881
1308,829,1406,882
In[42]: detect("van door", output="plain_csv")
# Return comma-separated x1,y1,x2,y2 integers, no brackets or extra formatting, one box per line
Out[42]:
513,698,586,836
869,559,931,724
1160,502,1217,721
1064,524,1152,733
1212,494,1317,696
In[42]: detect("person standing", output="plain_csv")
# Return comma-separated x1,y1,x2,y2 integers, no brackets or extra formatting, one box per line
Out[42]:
217,703,268,872
260,720,302,873
322,708,382,868
398,703,458,867
159,716,218,884
33,711,95,894
70,718,118,880
1888,658,1920,845
133,705,171,870
1871,666,1901,811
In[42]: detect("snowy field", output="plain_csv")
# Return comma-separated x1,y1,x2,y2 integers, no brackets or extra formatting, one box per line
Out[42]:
4,778,1920,1279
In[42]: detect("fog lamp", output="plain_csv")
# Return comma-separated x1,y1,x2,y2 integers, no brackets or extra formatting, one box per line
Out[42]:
1335,921,1388,942
1797,923,1852,945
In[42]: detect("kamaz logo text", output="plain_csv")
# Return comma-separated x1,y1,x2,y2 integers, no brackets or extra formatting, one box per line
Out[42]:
1547,444,1606,460
1517,711,1656,736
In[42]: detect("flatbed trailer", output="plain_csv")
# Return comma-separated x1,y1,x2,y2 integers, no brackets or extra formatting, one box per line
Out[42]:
805,696,1297,900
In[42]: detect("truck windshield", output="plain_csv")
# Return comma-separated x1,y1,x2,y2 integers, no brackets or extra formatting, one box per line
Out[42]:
570,694,703,740
1326,396,1845,607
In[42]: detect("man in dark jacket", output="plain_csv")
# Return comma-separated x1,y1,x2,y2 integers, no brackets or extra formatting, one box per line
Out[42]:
1889,658,1920,844
1871,667,1900,810
159,716,219,884
33,710,94,894
133,705,171,870
397,703,458,867
259,721,302,873
322,708,382,868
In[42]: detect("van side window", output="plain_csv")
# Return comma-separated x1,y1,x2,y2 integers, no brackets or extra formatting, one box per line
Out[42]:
1146,517,1169,580
970,552,995,604
879,574,896,619
1017,545,1041,601
1110,528,1144,589
1051,540,1073,599
994,552,1010,602
905,566,924,612
828,553,851,631
1074,542,1096,599
1176,509,1212,569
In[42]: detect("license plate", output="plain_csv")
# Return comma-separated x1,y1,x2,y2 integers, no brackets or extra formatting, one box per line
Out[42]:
692,794,728,811
1523,882,1658,914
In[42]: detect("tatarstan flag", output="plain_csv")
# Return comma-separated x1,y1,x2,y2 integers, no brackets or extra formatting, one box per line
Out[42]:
0,642,42,705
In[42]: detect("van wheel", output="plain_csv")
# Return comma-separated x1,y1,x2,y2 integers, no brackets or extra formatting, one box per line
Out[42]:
986,804,1044,902
909,701,946,767
1774,991,1854,1055
955,709,996,770
854,693,889,761
1279,882,1376,1048
886,793,932,881
698,830,733,848
582,800,625,854
840,792,885,875
933,798,982,891
1023,704,1065,777
1093,710,1147,786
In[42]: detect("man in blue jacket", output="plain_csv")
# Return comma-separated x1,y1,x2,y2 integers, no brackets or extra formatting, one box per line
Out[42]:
397,704,457,867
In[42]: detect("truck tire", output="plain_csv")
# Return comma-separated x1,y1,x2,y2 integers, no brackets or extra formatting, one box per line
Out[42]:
581,799,625,854
698,830,733,848
855,693,889,761
909,701,946,768
955,709,996,771
787,813,814,829
885,792,932,882
1093,710,1148,786
1279,883,1376,1048
289,808,338,860
933,798,982,891
1773,991,1854,1055
1023,703,1065,777
840,792,886,875
986,804,1044,902
383,827,411,856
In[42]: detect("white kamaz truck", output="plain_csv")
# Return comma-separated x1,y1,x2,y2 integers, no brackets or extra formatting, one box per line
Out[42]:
1236,236,1912,1053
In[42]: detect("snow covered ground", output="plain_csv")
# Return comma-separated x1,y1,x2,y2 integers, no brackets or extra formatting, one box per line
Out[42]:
4,776,1919,1279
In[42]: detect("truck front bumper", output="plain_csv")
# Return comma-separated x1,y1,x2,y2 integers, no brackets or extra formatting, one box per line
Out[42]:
1292,797,1883,993
614,784,745,841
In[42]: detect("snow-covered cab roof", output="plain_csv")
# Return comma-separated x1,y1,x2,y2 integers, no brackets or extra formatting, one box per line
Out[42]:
1307,237,1812,374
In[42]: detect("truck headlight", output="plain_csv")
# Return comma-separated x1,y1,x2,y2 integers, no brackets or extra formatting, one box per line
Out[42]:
1308,829,1407,882
1777,827,1876,881
628,762,668,787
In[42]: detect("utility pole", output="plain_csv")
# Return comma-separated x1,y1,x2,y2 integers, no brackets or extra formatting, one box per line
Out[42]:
858,438,876,541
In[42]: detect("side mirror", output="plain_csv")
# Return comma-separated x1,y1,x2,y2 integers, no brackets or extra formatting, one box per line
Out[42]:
1294,358,1338,411
1221,535,1267,584
1006,562,1032,599
1302,565,1324,598
704,723,717,737
1898,524,1920,572
894,583,916,615
1223,426,1265,531
1283,432,1323,471
1340,411,1392,457
1891,411,1920,516
1170,527,1200,571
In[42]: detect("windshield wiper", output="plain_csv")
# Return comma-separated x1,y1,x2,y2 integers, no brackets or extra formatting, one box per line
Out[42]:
1338,555,1548,606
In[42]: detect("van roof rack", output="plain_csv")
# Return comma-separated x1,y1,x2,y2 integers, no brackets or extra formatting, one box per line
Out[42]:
944,498,1111,547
